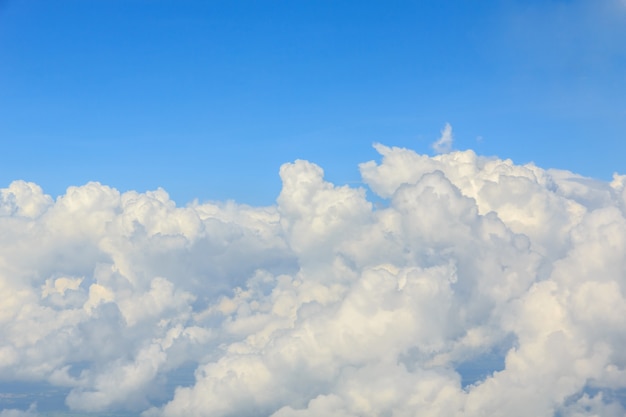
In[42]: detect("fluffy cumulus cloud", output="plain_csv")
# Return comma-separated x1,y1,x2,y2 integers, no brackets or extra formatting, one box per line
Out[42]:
1,145,626,417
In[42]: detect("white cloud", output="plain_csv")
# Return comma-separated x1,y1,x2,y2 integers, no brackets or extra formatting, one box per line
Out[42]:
2,143,626,416
0,404,38,417
432,122,454,154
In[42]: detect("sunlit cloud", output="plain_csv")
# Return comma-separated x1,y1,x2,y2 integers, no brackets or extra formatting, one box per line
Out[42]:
1,144,626,416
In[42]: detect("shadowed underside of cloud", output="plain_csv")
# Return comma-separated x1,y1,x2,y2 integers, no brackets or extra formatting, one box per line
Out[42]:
1,145,626,417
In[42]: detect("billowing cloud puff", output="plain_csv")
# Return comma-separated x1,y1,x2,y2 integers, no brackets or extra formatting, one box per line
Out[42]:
1,145,625,416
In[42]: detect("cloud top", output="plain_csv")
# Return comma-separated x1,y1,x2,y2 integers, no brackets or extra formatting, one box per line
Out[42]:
432,122,454,154
1,145,626,417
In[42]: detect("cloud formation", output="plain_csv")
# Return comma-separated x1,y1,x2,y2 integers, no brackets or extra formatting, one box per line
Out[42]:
1,145,626,416
431,123,454,153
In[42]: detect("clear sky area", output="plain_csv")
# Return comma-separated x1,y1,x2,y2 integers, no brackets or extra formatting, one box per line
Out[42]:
1,0,625,205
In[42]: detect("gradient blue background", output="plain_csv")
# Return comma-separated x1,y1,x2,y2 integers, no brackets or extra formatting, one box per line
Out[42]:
1,0,625,205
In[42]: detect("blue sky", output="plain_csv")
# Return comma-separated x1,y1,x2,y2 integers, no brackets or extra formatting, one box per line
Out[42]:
1,0,625,205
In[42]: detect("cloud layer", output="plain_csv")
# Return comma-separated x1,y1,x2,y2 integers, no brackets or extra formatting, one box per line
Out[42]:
1,145,626,416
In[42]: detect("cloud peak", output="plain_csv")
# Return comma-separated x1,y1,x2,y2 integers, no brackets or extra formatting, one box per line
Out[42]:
432,122,454,154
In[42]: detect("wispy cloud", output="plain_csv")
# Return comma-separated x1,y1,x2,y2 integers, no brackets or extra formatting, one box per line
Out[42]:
432,122,454,154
